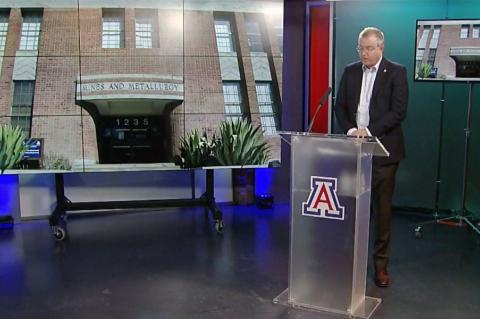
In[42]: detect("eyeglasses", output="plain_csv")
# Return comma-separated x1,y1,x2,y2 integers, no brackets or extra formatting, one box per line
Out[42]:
356,46,378,53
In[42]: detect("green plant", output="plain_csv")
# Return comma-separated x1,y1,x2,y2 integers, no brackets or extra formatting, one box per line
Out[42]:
178,129,219,168
42,153,72,170
417,63,432,79
214,119,270,166
0,125,31,174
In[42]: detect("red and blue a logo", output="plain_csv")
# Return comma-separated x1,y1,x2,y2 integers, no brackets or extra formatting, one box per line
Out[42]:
302,176,345,220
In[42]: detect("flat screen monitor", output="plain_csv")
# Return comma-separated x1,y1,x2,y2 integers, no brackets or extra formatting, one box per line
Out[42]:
414,19,480,81
0,1,284,173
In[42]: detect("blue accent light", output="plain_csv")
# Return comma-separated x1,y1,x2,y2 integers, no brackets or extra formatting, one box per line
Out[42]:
0,175,19,222
255,168,274,195
255,168,275,209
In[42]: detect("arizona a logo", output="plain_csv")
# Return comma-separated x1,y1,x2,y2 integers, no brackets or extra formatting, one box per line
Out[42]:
302,176,345,220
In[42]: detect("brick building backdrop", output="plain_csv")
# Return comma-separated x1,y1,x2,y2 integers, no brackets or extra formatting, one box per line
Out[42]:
0,0,283,170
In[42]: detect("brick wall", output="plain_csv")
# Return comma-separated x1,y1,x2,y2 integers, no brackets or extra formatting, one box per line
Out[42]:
0,7,283,166
435,25,480,77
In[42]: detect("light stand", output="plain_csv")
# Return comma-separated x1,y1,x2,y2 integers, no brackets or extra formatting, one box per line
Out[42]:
413,83,445,234
434,83,446,218
415,82,480,237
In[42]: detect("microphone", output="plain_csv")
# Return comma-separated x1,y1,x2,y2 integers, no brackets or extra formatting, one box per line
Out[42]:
307,87,332,133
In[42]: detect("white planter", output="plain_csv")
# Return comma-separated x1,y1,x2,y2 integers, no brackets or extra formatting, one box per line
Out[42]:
0,174,21,225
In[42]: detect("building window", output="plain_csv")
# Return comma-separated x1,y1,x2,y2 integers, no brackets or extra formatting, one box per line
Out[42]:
222,82,243,121
426,26,440,67
460,24,469,39
275,26,283,54
214,19,235,53
11,81,35,137
416,26,429,67
427,48,436,66
135,9,158,48
19,11,42,51
429,26,441,48
102,9,125,48
255,82,277,135
245,19,264,52
0,12,8,51
417,26,430,49
473,25,480,38
416,48,425,68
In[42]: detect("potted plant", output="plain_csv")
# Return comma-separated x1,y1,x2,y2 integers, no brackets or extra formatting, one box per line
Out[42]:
177,129,219,168
416,63,433,79
0,125,31,226
214,119,270,205
176,119,270,205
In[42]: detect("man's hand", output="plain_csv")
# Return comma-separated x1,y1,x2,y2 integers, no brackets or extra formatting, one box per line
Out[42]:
355,128,369,138
347,127,369,138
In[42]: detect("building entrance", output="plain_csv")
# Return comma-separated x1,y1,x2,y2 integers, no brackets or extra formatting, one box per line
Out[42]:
99,116,170,164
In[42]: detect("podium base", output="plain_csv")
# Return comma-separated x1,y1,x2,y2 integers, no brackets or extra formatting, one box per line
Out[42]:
273,288,381,319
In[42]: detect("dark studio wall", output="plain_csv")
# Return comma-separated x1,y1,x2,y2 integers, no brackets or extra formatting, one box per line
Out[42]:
333,0,480,218
282,0,480,218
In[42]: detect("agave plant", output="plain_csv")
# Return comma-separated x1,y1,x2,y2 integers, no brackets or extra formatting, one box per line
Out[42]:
416,63,432,79
214,119,270,166
0,125,31,174
178,129,219,168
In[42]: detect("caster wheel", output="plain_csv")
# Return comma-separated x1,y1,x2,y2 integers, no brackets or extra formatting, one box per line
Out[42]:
52,226,67,241
414,226,422,239
215,220,224,234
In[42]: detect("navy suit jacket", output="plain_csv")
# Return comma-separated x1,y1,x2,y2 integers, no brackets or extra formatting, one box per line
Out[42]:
334,58,409,165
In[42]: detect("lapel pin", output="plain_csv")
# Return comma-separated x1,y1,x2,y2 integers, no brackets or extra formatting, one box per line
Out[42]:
383,69,387,73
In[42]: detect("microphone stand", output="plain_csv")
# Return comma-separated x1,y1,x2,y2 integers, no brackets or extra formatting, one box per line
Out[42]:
307,87,332,133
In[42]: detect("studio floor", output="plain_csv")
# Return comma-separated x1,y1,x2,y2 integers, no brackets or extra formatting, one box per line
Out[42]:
1,204,479,319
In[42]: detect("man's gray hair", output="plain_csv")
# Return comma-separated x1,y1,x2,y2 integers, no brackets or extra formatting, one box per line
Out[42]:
359,27,384,46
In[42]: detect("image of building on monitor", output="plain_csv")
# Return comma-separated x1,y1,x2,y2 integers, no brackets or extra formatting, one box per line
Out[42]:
0,1,284,172
415,19,480,81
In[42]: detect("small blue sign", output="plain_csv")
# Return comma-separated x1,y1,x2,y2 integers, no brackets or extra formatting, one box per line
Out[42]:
23,139,42,160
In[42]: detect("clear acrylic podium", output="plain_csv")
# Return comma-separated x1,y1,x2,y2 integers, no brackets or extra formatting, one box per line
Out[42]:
274,132,389,319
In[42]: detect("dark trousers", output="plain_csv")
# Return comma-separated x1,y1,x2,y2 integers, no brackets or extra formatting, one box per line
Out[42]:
371,162,399,270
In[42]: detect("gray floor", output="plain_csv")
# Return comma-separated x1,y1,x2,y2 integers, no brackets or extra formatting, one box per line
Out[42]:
1,204,479,319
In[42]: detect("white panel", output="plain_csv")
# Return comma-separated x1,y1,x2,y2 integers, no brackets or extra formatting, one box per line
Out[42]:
194,169,232,203
19,174,57,218
219,55,241,80
251,53,272,81
13,51,38,80
19,170,233,218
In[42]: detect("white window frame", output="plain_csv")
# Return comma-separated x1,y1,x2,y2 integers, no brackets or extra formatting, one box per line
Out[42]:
0,12,8,52
245,19,264,53
214,19,235,53
473,25,480,39
135,10,157,49
19,13,41,51
416,48,425,64
222,82,243,122
102,9,125,49
460,25,469,39
429,26,441,49
275,25,283,55
135,18,153,48
11,81,35,137
255,82,278,135
417,27,430,49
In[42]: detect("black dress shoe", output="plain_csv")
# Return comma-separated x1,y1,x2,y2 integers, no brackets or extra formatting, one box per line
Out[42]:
375,268,390,287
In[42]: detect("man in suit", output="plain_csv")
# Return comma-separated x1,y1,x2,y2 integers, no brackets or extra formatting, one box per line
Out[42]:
335,27,408,287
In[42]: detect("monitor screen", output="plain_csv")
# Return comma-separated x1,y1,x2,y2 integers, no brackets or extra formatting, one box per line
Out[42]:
414,19,480,81
0,1,284,173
